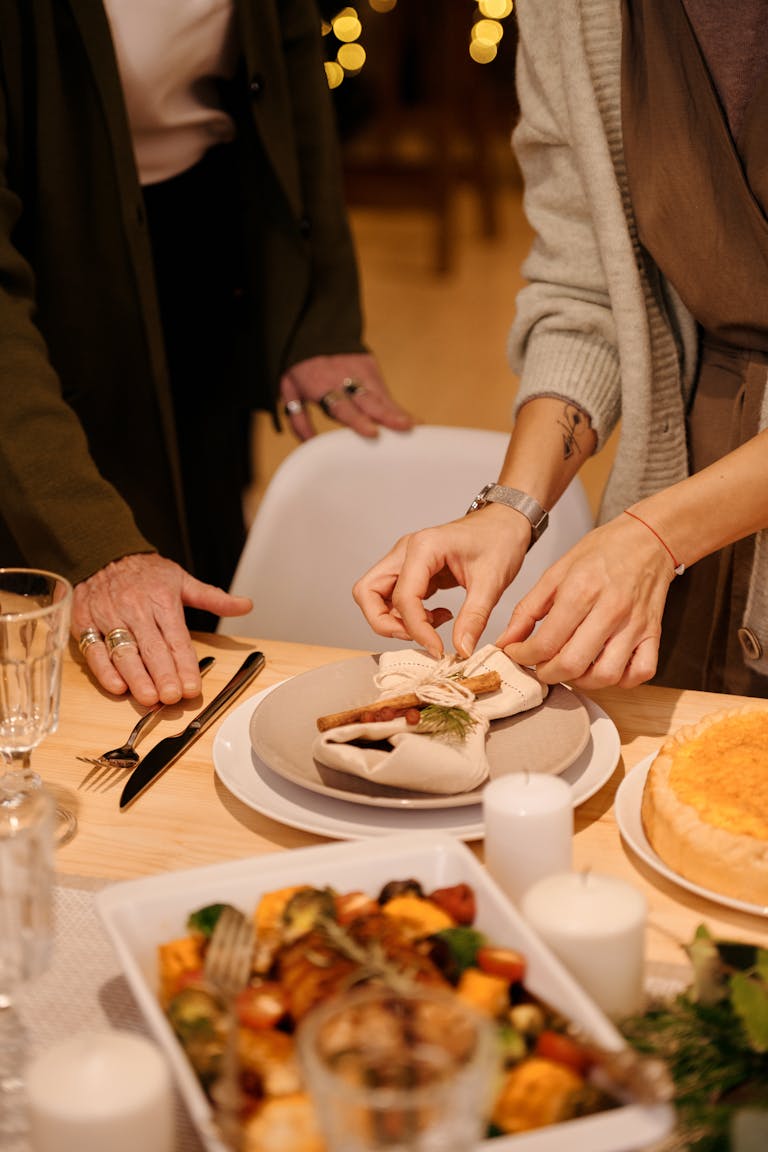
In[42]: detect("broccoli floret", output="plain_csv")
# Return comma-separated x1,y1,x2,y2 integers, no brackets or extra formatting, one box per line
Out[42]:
186,902,229,939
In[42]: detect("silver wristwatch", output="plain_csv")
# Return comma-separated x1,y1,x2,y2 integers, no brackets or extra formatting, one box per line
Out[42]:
466,484,549,548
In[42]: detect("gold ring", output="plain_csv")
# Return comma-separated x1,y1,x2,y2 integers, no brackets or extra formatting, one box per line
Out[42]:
78,628,102,657
105,627,138,657
319,389,342,417
342,377,367,398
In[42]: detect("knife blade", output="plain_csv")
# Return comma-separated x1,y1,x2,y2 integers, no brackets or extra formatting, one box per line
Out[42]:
120,650,265,809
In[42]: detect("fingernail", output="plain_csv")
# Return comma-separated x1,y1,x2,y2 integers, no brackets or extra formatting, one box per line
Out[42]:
455,635,474,659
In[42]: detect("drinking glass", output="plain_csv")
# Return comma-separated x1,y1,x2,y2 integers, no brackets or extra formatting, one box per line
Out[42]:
0,568,76,845
0,783,55,1140
297,984,499,1151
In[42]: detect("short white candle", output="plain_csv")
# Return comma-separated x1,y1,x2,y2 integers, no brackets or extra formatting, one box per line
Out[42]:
26,1030,174,1152
521,871,647,1019
483,773,573,903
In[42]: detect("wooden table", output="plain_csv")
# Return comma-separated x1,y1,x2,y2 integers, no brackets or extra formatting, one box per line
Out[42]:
42,632,768,971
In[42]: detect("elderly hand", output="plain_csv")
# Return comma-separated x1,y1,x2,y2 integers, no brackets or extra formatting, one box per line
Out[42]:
353,506,531,658
497,515,676,689
72,554,253,706
279,353,413,439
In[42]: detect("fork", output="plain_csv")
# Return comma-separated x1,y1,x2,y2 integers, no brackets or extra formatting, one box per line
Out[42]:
204,905,255,1152
77,656,215,783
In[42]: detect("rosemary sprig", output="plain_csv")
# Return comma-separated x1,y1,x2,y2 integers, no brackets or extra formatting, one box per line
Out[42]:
319,917,419,994
416,704,477,742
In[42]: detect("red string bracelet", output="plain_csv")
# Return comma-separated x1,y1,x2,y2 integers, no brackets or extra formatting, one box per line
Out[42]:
623,510,685,576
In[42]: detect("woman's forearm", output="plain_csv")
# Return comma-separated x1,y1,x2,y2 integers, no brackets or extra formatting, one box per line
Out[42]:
497,396,597,508
629,429,768,570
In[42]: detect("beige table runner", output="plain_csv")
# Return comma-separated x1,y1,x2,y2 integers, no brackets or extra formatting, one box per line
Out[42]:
12,876,203,1152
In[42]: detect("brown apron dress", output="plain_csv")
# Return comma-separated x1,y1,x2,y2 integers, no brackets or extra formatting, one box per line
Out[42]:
621,0,768,695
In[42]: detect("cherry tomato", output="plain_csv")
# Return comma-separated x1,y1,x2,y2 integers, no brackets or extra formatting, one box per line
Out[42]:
475,946,526,984
172,967,206,998
428,883,476,925
235,982,288,1030
534,1029,593,1075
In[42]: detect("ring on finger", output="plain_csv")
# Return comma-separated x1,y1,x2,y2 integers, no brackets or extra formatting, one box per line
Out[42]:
105,627,138,658
319,389,343,417
78,628,103,657
283,398,305,418
342,377,367,398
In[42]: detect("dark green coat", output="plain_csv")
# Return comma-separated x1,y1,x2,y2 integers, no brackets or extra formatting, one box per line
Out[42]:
0,0,365,583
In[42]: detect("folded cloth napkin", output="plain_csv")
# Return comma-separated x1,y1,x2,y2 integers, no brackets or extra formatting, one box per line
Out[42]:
311,645,547,795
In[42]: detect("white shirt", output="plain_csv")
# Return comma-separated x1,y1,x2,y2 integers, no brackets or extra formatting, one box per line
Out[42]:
102,0,238,185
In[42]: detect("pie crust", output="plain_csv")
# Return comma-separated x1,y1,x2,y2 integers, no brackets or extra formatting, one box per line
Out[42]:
640,706,768,906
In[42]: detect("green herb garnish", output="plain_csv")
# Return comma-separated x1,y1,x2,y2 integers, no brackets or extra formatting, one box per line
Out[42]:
620,926,768,1151
417,704,477,742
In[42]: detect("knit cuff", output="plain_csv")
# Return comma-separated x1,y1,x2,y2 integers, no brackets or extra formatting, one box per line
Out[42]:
511,329,622,449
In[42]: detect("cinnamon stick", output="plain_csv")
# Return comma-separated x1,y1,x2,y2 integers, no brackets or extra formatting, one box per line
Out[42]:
316,670,501,732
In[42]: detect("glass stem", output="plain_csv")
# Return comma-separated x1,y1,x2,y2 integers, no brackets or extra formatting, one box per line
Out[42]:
2,752,41,795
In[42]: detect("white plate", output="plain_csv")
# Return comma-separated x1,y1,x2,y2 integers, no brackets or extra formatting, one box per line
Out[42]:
615,757,768,918
249,656,592,809
213,687,621,841
96,833,674,1152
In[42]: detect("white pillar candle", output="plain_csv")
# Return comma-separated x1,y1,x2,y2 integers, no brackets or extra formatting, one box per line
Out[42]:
482,773,573,903
521,871,647,1019
26,1030,174,1152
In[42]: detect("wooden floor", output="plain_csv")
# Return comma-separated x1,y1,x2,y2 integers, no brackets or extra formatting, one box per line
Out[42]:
249,182,618,522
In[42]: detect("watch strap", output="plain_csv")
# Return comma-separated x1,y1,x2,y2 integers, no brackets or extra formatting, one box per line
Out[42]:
466,484,549,546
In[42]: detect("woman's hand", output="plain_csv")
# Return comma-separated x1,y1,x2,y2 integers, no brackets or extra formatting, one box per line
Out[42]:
71,554,253,705
279,353,413,440
498,515,677,689
353,506,532,658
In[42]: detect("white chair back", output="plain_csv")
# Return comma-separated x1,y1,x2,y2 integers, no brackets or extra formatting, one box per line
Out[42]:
219,426,593,650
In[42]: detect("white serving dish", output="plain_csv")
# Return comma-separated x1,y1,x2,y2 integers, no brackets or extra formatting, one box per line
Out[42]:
97,833,674,1152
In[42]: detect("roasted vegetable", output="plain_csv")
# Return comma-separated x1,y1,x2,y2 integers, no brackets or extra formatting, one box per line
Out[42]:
508,1001,546,1040
535,1030,594,1075
186,902,229,940
333,890,378,925
377,878,424,904
157,935,205,1005
281,887,336,942
429,926,487,980
477,946,526,985
457,967,510,1017
236,982,289,1030
428,882,476,924
491,1057,587,1133
242,1092,324,1152
380,894,455,938
497,1021,528,1064
166,986,227,1087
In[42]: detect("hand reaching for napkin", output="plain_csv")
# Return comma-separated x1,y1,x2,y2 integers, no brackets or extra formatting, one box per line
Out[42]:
311,645,547,794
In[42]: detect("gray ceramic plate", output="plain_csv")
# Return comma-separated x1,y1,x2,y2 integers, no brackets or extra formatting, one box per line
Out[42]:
249,655,592,810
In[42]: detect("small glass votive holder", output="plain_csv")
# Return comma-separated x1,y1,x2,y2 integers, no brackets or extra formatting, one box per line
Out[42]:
296,983,500,1151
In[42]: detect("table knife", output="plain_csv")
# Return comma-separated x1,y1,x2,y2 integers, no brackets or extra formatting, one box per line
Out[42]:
119,650,266,809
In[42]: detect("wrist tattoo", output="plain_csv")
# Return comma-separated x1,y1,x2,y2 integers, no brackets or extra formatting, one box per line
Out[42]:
558,404,586,461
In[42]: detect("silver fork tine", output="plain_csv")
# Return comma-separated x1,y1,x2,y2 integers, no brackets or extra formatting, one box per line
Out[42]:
76,656,215,788
204,906,254,1152
205,906,254,993
76,704,162,771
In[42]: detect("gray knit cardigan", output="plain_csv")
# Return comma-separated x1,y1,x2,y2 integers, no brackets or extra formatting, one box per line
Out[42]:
508,0,768,678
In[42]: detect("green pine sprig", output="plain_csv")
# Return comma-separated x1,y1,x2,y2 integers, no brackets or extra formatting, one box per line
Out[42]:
416,704,477,742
